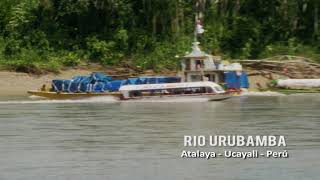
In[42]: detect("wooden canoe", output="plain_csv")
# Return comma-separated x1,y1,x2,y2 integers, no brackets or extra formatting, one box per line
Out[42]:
27,90,121,100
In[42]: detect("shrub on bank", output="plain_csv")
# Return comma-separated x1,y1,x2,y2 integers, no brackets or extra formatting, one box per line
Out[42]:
259,39,320,62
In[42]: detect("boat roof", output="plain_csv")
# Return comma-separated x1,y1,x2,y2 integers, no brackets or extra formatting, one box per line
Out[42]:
184,42,209,58
119,81,222,92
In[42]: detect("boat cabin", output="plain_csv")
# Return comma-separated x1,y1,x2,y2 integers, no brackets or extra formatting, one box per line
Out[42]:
179,42,243,85
180,42,224,83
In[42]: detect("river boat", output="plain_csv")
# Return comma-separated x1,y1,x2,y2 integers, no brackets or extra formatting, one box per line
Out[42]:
118,81,231,101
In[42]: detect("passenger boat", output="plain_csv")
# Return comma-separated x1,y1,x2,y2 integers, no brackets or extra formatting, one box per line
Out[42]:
118,81,231,101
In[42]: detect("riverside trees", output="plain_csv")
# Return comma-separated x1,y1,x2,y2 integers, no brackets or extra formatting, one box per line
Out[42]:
0,0,319,72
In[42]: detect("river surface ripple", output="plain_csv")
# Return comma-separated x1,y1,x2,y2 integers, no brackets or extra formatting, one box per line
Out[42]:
0,95,319,180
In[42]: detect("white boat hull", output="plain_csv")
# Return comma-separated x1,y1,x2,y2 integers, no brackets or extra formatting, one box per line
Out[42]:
121,93,232,102
207,94,232,101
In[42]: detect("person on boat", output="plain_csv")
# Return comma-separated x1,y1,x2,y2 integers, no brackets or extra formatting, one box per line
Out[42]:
41,84,46,91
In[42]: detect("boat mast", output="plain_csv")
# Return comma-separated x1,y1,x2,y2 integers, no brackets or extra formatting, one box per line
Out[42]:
194,0,204,43
195,0,205,81
194,0,199,43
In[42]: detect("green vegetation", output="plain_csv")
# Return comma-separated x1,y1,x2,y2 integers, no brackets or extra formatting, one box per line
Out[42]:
0,0,320,73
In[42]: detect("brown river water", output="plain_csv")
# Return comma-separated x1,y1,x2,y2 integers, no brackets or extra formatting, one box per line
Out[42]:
0,94,319,180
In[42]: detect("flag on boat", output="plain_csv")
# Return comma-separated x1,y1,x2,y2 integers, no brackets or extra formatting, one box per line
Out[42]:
196,19,204,34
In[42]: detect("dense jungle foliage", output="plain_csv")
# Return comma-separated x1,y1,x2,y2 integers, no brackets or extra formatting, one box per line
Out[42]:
0,0,320,73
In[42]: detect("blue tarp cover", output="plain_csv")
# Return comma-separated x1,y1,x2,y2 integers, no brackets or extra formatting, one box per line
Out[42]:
138,76,181,84
90,72,113,82
224,72,249,89
239,72,249,88
51,73,181,92
108,80,127,92
127,78,142,85
93,82,105,92
52,80,66,92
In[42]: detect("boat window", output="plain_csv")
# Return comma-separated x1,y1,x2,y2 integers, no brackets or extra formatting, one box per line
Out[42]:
177,87,208,94
172,89,183,94
214,86,224,92
195,60,204,69
209,74,216,82
206,87,213,93
186,59,191,70
190,75,202,82
129,91,142,97
127,85,221,97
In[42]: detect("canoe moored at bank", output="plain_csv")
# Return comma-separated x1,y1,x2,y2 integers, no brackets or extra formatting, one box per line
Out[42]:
118,81,231,101
272,79,320,88
27,90,121,99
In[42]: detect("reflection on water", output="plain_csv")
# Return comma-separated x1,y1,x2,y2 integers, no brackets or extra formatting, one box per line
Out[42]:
0,95,319,180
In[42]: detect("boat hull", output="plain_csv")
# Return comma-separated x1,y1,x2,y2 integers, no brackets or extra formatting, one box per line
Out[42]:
28,91,231,101
121,93,232,101
27,90,121,100
208,94,232,101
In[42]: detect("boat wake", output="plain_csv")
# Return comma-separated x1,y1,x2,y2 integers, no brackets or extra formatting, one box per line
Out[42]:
124,97,210,103
240,91,286,96
0,97,210,104
0,96,118,104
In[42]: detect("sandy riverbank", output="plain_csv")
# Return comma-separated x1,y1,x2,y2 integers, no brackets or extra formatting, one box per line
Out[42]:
3,58,318,97
0,64,176,97
0,69,96,96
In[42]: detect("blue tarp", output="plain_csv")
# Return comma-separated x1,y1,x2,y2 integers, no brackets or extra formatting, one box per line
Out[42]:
103,82,112,91
68,76,87,92
224,72,249,89
108,80,127,92
71,76,88,83
159,76,181,83
127,78,142,85
138,76,181,84
90,72,113,82
52,80,65,92
93,82,105,92
224,72,239,89
62,80,72,92
52,72,112,93
239,72,249,88
79,77,93,92
51,73,181,93
138,77,147,84
51,79,72,92
147,77,158,84
68,82,77,92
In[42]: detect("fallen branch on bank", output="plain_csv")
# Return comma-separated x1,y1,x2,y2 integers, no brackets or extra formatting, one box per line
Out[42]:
236,56,320,79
